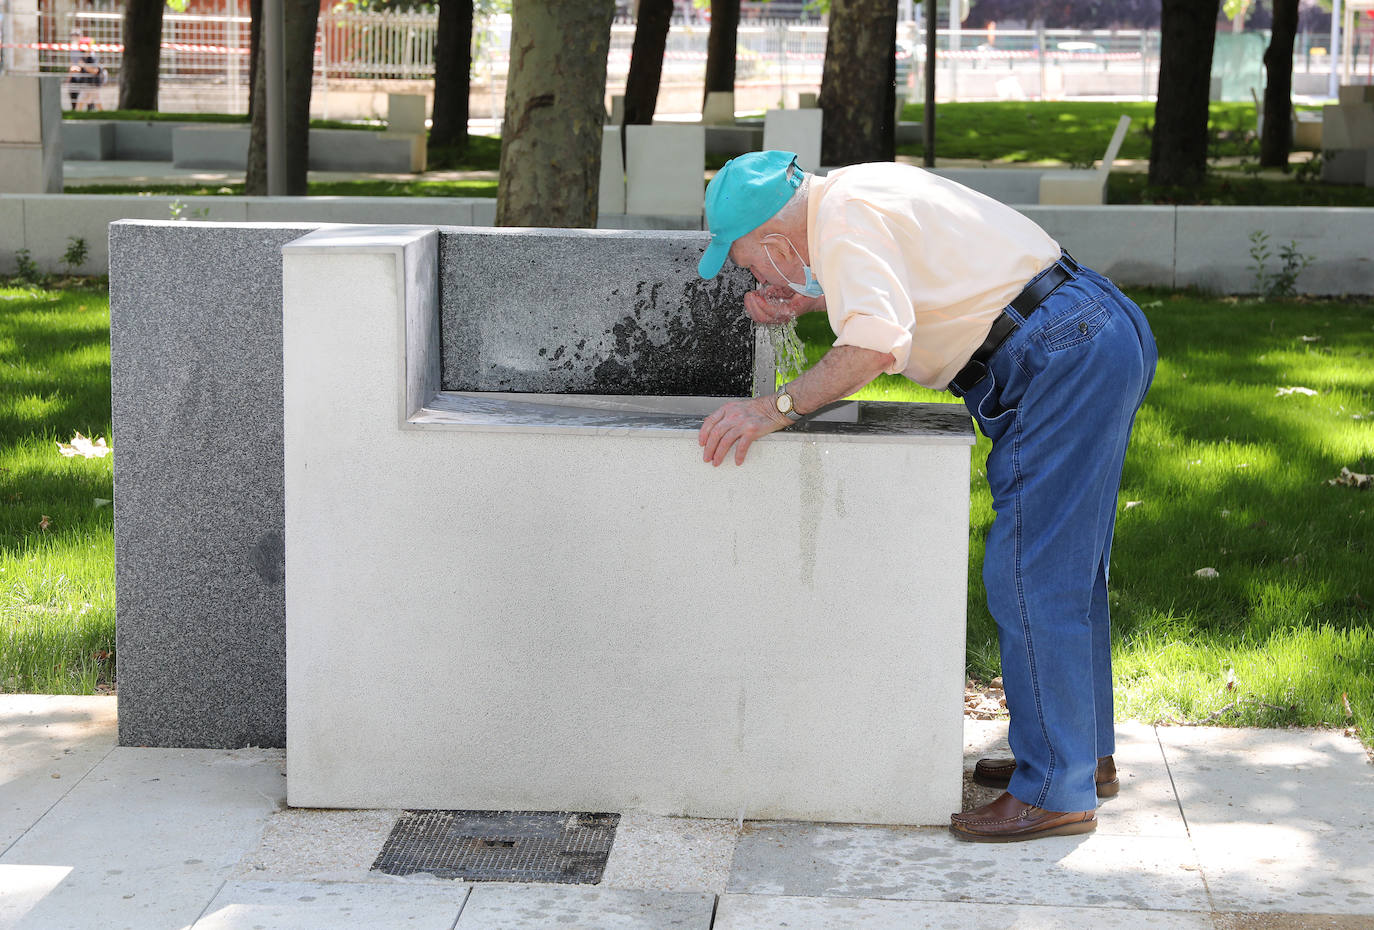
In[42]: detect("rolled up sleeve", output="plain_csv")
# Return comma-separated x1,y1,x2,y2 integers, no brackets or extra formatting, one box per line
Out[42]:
819,227,916,376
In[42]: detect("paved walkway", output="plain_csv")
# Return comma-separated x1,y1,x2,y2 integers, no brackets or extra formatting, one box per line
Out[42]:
2,695,1371,929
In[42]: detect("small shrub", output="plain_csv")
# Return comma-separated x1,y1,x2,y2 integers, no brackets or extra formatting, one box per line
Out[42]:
1292,153,1323,184
1248,230,1312,298
13,248,41,283
61,236,89,275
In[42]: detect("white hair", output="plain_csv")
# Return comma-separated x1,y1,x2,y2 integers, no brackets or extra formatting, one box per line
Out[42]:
771,169,811,228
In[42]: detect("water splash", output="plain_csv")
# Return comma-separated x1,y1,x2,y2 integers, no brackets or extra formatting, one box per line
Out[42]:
766,319,809,386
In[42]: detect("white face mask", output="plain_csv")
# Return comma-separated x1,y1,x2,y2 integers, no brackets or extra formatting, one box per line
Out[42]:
763,234,824,298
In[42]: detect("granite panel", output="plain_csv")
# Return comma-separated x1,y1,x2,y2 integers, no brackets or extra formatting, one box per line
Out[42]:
109,220,320,748
437,227,756,395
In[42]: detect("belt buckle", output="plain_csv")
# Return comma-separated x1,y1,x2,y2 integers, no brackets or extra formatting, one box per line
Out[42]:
951,358,988,396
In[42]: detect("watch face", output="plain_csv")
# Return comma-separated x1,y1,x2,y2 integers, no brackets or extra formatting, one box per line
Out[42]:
776,392,794,414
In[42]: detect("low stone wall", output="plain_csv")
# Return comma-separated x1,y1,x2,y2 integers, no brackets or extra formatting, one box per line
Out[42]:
11,194,1374,295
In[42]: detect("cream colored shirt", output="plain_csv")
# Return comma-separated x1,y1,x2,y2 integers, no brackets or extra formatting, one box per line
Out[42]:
806,162,1062,390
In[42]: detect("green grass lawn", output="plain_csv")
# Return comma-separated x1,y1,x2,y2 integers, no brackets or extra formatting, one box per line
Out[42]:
0,281,115,693
69,178,501,198
896,100,1287,165
2,281,1371,748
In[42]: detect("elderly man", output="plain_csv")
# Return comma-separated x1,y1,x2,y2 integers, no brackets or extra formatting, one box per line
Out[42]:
697,150,1156,842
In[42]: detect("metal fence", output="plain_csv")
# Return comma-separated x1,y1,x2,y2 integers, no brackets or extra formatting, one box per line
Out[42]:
2,4,1370,115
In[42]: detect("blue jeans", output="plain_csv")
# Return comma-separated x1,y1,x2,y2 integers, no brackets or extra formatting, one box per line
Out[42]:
951,259,1157,813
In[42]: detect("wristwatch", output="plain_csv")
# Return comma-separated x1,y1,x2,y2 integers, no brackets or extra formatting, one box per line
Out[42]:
774,384,803,422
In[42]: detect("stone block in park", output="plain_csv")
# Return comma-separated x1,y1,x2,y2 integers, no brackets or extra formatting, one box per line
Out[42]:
112,121,177,161
762,109,822,172
1338,84,1374,106
387,93,427,134
0,76,62,194
1321,103,1374,150
309,128,419,173
702,91,736,125
105,220,760,749
625,124,705,217
172,125,250,170
705,125,763,157
280,225,975,823
61,120,115,160
599,125,626,216
1321,148,1374,187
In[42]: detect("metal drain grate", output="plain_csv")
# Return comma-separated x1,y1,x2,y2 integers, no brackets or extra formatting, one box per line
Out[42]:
371,810,619,883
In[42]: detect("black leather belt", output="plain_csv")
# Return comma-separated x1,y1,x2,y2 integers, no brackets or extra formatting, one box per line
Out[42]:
948,252,1081,395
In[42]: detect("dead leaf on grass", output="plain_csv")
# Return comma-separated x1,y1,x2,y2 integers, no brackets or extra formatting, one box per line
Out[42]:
38,515,51,531
1195,567,1220,579
1328,467,1372,490
57,432,111,459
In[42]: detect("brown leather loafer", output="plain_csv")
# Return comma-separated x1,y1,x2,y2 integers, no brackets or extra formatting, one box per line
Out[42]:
949,791,1096,843
972,754,1120,798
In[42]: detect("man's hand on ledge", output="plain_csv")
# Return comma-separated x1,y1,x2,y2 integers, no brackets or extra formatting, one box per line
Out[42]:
699,395,791,467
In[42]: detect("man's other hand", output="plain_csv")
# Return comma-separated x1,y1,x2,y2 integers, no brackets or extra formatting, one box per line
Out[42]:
698,396,791,467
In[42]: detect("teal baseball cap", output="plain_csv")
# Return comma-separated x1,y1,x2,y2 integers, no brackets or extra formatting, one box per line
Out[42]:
697,150,802,279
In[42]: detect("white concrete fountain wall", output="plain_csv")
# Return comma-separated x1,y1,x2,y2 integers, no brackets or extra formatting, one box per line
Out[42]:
282,225,975,825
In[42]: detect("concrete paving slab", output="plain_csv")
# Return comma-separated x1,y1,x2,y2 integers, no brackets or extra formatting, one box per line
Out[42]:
1160,727,1374,915
961,721,1188,839
0,747,285,930
230,808,406,884
189,879,469,929
726,821,1209,911
599,812,739,893
0,696,116,854
714,893,1215,929
454,885,715,929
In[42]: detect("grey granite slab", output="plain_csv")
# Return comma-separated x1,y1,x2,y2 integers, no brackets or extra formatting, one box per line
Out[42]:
109,220,320,748
725,821,1209,911
437,227,757,396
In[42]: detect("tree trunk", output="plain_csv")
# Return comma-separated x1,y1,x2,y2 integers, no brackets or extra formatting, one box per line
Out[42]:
430,0,474,159
248,0,263,122
246,0,318,196
820,0,898,167
118,0,164,111
496,0,616,227
1260,0,1299,168
702,0,739,110
624,0,673,125
1148,0,1221,187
